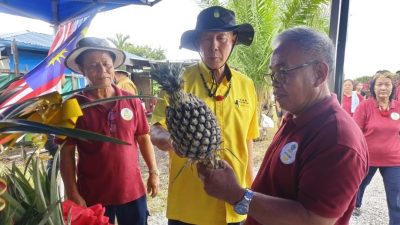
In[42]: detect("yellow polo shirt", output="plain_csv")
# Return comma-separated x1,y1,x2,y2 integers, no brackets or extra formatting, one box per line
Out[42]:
151,62,259,225
116,76,137,95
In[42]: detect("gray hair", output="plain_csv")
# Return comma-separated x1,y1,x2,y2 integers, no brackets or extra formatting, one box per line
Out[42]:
273,26,335,77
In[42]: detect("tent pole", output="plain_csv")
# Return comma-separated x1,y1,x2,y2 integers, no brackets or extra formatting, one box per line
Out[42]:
329,0,350,103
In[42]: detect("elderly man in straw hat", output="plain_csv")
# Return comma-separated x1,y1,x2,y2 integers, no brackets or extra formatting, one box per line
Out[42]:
151,6,259,225
60,37,159,225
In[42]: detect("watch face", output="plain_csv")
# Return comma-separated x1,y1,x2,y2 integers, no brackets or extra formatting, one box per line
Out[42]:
234,189,253,215
234,202,249,215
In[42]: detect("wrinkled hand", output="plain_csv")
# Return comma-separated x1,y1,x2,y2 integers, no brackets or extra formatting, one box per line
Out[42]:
147,174,160,198
150,125,173,151
68,192,87,207
197,160,244,205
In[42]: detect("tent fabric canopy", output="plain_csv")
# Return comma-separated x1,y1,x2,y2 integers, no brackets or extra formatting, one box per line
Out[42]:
0,0,159,25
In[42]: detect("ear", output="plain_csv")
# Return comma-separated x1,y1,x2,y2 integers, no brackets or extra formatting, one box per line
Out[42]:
313,62,329,87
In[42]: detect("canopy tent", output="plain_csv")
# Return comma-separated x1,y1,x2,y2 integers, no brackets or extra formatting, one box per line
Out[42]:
0,0,160,26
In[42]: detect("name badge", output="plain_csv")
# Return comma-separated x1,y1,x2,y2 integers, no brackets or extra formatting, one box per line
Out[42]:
391,112,400,121
280,142,298,165
121,108,133,121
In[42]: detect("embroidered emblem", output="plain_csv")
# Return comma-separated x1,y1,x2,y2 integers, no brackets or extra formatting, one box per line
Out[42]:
391,112,400,121
121,108,133,121
280,142,298,165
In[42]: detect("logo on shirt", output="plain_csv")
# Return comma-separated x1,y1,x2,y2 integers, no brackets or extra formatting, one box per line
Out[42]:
280,142,298,165
391,112,400,121
121,108,133,121
234,98,249,107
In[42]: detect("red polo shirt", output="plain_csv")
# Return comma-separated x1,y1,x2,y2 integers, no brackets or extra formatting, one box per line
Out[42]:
353,98,400,166
246,95,368,225
65,86,149,206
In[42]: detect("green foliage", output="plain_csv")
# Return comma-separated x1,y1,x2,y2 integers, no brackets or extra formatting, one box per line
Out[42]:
108,33,167,60
0,150,65,225
125,44,166,60
354,75,372,84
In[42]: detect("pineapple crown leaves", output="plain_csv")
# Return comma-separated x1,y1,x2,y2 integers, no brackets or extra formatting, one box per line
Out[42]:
150,63,185,95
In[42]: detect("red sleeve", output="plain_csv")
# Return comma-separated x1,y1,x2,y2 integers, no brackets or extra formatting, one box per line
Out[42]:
133,99,150,136
298,145,367,218
353,101,368,131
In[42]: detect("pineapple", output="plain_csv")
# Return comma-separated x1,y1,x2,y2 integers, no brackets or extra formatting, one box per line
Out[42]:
151,64,222,169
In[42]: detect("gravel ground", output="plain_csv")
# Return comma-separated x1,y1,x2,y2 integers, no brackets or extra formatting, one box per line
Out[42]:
146,139,390,225
350,172,389,225
147,173,389,225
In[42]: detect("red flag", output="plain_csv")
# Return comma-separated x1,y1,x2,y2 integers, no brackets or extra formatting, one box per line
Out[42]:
0,15,94,112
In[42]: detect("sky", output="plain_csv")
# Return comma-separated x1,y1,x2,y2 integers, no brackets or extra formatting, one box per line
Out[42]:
0,0,201,60
344,0,400,79
0,0,399,79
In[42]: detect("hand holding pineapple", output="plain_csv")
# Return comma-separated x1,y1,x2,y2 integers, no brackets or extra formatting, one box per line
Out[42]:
197,160,245,205
151,64,222,168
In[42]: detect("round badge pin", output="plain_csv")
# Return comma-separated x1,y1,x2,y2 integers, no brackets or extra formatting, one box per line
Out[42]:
120,108,133,121
280,142,298,165
391,112,400,121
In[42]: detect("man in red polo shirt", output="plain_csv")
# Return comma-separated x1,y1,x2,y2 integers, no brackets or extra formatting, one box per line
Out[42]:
197,27,368,225
60,37,159,225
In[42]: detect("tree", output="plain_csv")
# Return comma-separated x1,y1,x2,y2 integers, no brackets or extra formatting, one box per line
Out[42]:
125,44,166,60
107,33,130,49
108,33,166,60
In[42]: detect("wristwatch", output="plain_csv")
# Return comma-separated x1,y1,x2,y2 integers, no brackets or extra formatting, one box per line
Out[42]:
233,188,254,215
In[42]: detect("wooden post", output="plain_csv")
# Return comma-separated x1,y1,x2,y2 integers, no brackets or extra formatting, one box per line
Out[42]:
11,39,19,77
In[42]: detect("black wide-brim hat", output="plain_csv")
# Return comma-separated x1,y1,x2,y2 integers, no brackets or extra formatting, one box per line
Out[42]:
180,6,255,51
65,37,126,74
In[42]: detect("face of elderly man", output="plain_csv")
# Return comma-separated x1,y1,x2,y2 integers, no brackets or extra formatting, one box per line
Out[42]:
270,41,321,115
198,31,237,70
79,50,115,87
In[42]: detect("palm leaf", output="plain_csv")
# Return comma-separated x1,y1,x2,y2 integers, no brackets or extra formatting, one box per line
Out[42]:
80,95,155,109
0,119,129,145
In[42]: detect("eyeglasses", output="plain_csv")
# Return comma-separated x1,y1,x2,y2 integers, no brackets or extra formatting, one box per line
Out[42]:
266,60,319,83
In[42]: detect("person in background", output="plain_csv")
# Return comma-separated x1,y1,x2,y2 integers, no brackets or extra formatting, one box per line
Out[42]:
355,81,366,98
60,37,159,225
150,6,259,225
341,79,364,116
114,69,137,95
197,26,368,225
394,71,400,100
353,70,400,224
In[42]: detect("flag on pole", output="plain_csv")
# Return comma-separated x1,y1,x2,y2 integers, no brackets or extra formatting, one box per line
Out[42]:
0,15,94,110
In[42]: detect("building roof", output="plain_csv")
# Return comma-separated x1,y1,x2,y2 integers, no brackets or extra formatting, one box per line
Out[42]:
0,31,149,61
0,31,54,52
125,51,148,61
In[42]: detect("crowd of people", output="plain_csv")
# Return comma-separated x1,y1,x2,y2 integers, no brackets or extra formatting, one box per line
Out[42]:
341,70,400,224
43,5,399,225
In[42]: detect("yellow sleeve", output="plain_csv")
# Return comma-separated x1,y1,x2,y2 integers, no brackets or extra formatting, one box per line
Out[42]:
150,91,169,128
247,81,260,140
117,82,137,95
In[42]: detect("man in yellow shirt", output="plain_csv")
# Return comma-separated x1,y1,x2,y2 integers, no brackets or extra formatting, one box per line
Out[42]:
115,69,137,95
151,6,259,225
